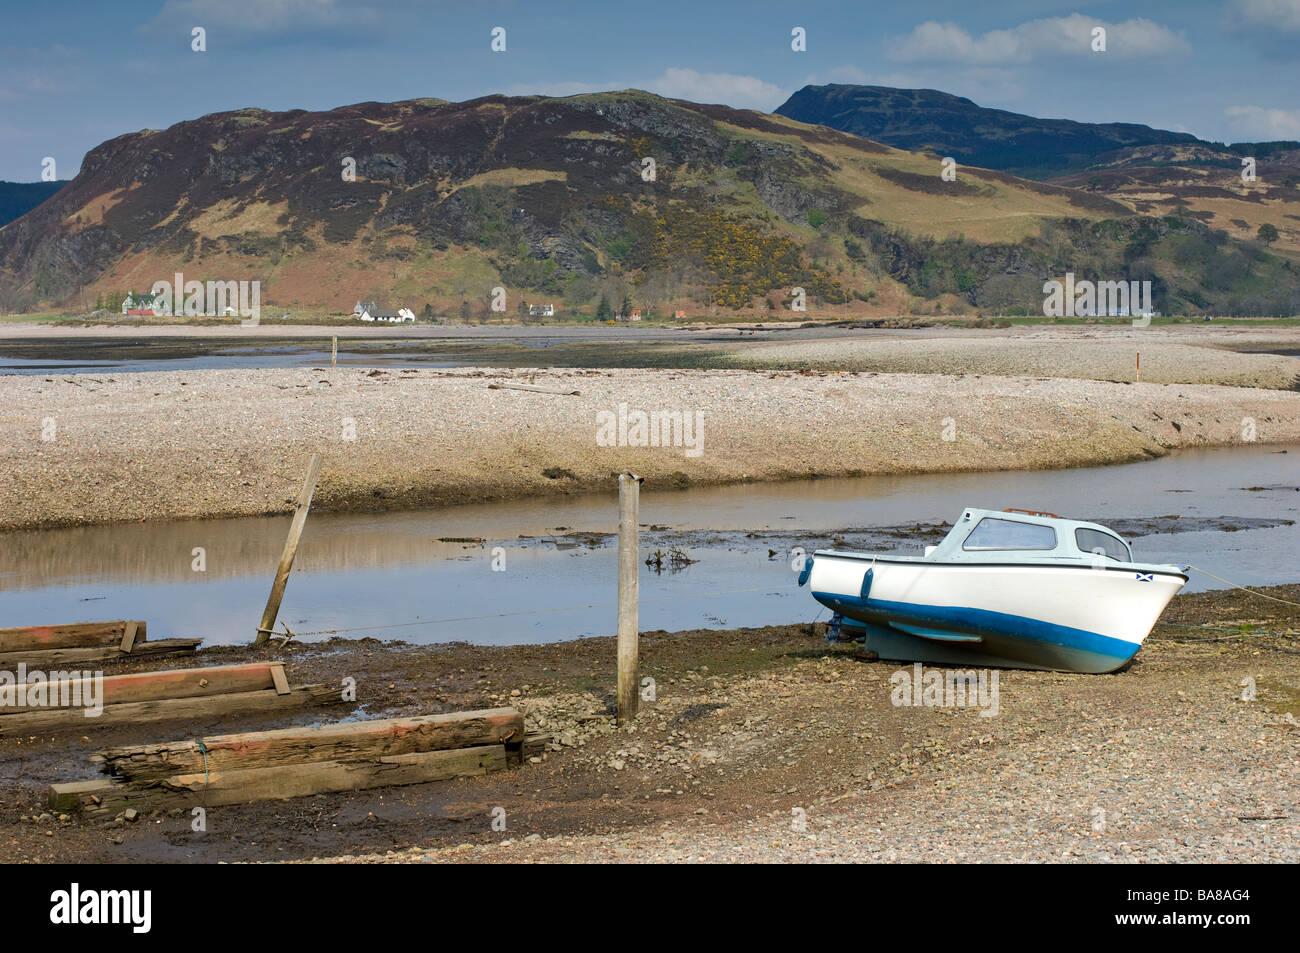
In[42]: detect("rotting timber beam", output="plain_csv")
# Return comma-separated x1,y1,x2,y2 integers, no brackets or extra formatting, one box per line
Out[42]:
51,745,507,817
95,707,524,781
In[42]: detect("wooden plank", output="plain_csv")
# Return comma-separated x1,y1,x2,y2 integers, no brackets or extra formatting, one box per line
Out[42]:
487,382,580,396
0,662,283,714
0,638,200,667
97,707,523,781
53,745,506,816
255,453,322,644
0,683,345,734
507,731,552,766
119,621,138,654
270,663,290,696
0,621,144,653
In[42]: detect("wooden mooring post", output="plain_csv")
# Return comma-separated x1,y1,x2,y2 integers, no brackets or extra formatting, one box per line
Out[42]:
255,453,322,644
616,471,642,725
331,336,337,368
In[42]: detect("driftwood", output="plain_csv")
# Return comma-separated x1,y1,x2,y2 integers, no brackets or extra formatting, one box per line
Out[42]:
0,639,200,667
487,382,580,396
0,620,144,653
0,620,199,667
96,707,524,781
0,662,288,715
51,745,506,816
0,683,344,734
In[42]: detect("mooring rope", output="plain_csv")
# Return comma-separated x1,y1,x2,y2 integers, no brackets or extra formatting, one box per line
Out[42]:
196,737,210,807
1150,567,1300,654
1185,565,1300,609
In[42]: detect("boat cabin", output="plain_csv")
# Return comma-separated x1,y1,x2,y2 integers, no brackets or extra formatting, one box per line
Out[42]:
924,508,1133,565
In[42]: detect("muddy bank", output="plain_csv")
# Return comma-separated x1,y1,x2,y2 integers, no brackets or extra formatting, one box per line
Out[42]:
0,582,1295,864
3,365,1300,531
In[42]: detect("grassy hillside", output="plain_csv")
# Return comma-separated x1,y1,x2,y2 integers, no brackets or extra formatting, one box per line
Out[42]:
776,84,1300,262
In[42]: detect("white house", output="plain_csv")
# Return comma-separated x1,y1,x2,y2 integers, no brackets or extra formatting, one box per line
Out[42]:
353,300,414,323
122,292,166,315
370,308,415,323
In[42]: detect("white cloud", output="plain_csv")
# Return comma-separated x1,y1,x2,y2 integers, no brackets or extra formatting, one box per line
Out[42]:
142,0,375,35
1227,0,1300,31
644,68,789,112
890,13,1188,64
1225,104,1300,140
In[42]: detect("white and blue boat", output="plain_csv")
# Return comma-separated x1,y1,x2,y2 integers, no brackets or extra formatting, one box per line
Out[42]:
800,507,1187,674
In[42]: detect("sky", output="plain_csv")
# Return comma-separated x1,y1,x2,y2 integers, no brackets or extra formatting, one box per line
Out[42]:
1,0,1298,182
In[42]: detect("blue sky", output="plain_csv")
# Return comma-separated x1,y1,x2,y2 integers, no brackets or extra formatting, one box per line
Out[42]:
2,0,1298,182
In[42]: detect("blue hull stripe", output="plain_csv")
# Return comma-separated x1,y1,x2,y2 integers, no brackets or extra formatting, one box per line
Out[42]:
812,590,1140,672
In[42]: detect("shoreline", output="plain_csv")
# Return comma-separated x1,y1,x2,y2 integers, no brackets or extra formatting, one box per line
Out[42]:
4,582,1296,863
3,364,1300,531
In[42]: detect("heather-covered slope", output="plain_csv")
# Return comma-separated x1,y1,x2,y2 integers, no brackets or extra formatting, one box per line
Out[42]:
2,89,1296,317
777,84,1300,258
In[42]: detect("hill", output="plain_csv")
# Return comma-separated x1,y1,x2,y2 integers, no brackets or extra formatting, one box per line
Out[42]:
774,85,1199,179
1,90,1296,318
0,180,68,227
776,84,1300,256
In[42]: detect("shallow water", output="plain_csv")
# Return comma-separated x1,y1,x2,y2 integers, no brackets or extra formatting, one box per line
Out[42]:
0,329,722,374
0,444,1296,646
0,341,466,374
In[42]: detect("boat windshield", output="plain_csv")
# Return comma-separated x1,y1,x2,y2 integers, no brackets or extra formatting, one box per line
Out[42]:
1076,527,1131,562
962,517,1057,551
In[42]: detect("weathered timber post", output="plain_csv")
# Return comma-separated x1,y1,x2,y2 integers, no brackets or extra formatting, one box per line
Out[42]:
331,336,337,368
616,471,643,725
255,454,322,644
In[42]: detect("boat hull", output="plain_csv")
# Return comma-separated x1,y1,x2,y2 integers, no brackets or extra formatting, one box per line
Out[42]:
809,554,1185,674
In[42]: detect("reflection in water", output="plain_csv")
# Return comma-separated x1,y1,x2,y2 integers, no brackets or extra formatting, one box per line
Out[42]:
0,444,1296,646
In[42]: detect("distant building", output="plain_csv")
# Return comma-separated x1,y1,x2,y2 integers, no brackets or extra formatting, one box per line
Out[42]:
354,301,413,322
122,292,166,316
365,308,414,323
528,304,555,317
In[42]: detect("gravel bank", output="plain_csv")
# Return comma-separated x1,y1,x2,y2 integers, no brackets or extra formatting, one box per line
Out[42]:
293,584,1300,865
4,365,1300,530
722,333,1300,389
